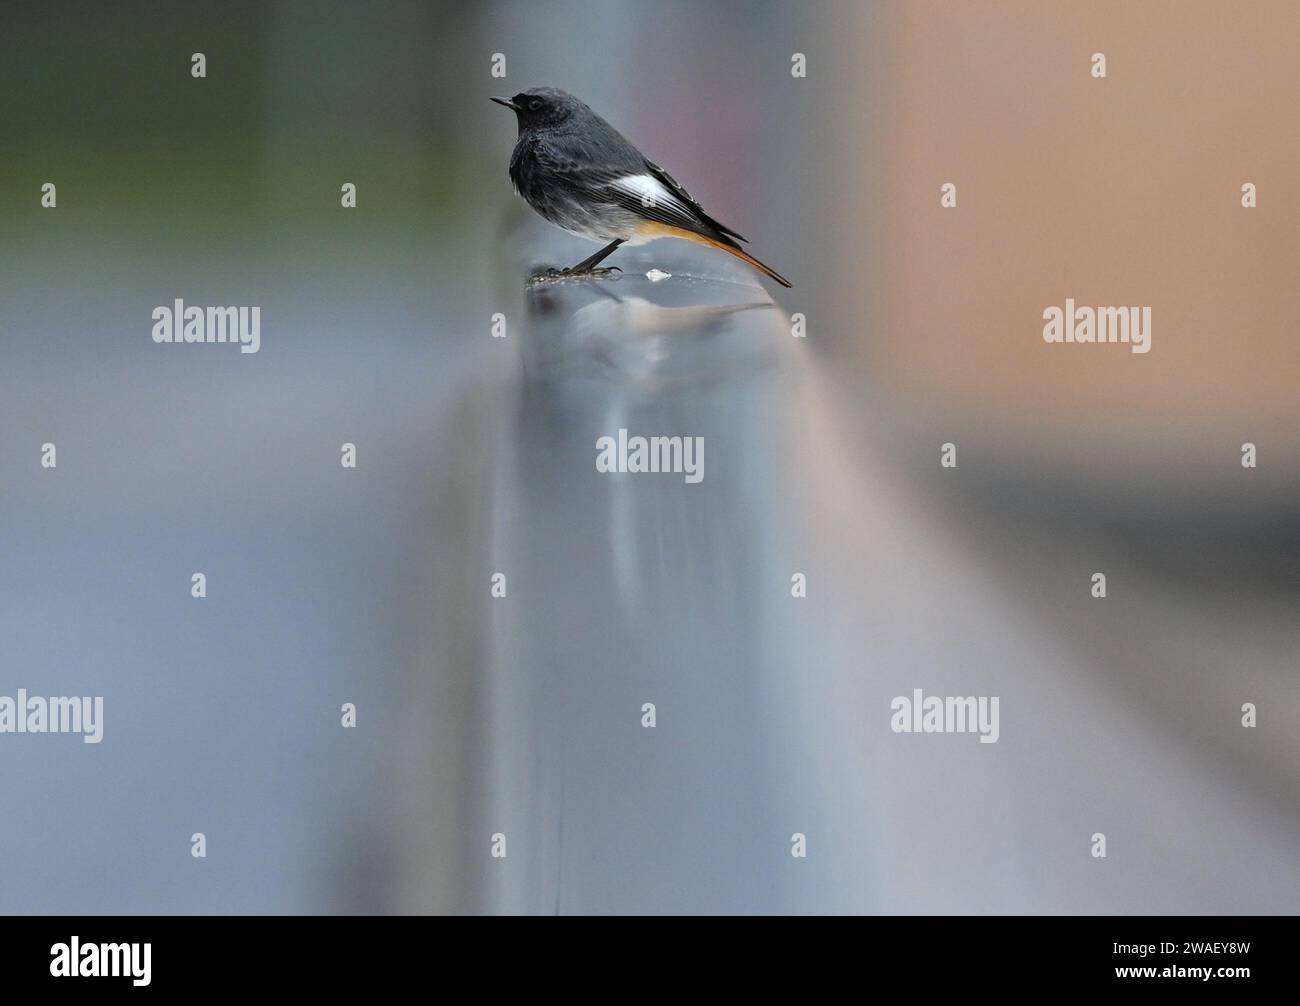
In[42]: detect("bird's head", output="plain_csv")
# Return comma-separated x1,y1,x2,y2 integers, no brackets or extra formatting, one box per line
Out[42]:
491,87,581,131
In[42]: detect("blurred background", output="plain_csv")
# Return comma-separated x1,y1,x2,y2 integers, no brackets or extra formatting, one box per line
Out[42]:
0,0,1296,913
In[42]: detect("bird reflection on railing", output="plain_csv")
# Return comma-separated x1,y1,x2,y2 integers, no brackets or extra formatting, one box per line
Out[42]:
522,285,780,390
470,240,828,913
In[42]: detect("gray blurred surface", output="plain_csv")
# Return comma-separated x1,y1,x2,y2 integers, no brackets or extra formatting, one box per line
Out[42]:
395,231,1300,913
3,226,1297,915
2,0,1297,916
412,239,826,913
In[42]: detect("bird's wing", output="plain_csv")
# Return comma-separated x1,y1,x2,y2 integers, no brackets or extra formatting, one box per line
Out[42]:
641,159,748,244
531,138,747,246
596,168,747,247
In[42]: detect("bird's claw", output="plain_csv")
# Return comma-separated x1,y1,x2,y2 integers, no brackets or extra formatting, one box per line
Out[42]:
528,265,622,285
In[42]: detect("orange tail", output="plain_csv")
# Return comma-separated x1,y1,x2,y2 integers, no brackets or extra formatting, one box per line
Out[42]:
637,221,793,288
703,236,793,289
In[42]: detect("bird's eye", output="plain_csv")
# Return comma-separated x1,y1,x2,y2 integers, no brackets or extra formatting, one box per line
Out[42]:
528,98,543,112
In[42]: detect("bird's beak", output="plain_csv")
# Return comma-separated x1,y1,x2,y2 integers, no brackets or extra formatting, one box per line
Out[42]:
490,95,520,111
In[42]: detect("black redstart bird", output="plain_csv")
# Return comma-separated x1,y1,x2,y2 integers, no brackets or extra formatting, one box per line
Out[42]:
492,87,792,288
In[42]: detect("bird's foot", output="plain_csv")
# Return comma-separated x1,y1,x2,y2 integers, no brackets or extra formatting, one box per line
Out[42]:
528,265,622,285
574,265,622,280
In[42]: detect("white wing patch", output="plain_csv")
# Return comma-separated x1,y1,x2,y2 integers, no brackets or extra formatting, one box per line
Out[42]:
607,172,708,245
611,173,685,214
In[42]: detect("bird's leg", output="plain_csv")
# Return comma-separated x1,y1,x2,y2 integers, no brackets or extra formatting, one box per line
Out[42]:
528,239,626,283
565,238,625,275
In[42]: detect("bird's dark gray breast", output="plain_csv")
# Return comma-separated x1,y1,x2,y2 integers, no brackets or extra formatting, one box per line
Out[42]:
509,136,570,217
508,126,645,240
